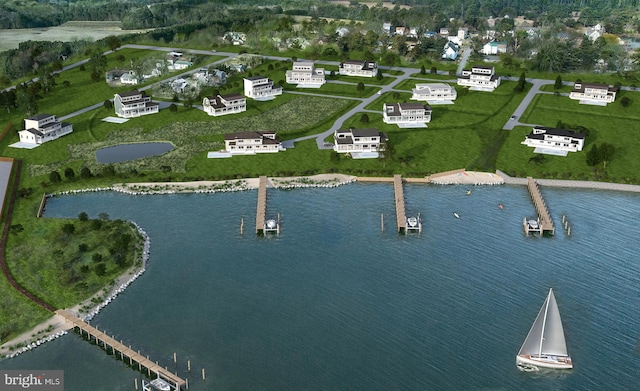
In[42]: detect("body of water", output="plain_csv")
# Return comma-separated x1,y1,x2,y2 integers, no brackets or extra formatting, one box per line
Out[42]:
95,143,174,164
1,183,639,390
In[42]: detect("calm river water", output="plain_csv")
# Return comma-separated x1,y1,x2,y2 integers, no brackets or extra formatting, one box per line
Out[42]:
1,183,639,391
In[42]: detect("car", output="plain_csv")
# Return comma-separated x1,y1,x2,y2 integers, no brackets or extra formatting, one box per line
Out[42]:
377,91,382,95
510,115,517,120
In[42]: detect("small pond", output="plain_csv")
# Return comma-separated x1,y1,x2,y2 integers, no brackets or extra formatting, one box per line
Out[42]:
95,142,174,163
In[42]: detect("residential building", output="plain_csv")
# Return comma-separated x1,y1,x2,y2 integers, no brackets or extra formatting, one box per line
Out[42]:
243,76,283,99
18,113,73,145
339,60,378,77
383,103,432,126
203,93,246,117
457,28,468,40
442,41,459,60
457,66,501,91
482,41,508,55
411,83,457,104
286,61,325,86
224,131,283,154
119,72,138,85
569,82,617,105
585,24,605,42
333,128,387,154
114,90,159,118
522,126,585,156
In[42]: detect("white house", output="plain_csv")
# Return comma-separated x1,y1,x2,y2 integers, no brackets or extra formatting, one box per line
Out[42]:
18,113,73,145
335,27,350,37
243,76,283,100
457,66,500,91
383,103,432,127
333,128,387,155
457,28,468,40
442,41,459,60
339,60,378,77
522,126,585,156
411,83,457,104
286,61,325,87
224,131,283,154
585,24,605,42
119,72,139,85
114,90,159,118
482,41,508,55
202,93,246,117
569,82,617,105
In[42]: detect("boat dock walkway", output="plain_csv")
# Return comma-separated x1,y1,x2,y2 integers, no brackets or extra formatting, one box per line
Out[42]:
526,177,555,235
256,176,267,234
394,175,406,233
55,310,187,390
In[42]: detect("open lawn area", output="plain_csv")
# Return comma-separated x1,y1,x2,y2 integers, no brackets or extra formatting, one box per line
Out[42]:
499,91,640,183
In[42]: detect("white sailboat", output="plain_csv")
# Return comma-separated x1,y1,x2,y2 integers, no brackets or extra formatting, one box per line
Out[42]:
516,288,573,370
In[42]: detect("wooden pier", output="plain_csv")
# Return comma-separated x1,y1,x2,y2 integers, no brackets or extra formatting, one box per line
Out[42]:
55,310,187,390
525,177,555,235
394,175,407,234
255,176,279,235
256,176,267,235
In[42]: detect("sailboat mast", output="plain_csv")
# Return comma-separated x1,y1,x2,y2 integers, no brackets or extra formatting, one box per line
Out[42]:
539,290,551,357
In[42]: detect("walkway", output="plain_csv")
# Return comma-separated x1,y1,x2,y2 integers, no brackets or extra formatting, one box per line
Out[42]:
56,310,187,390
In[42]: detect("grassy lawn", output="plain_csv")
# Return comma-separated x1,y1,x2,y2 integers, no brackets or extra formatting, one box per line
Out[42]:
503,91,640,183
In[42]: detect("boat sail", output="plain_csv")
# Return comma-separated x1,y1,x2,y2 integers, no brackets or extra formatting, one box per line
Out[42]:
516,288,573,370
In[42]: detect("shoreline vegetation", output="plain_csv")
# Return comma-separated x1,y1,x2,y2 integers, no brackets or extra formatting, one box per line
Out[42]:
2,170,640,359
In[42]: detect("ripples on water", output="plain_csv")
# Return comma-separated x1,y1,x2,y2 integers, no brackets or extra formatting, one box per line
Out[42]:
2,184,639,391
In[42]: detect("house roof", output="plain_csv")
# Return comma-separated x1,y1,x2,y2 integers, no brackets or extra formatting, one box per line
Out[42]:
338,128,381,137
27,113,53,121
528,126,585,140
117,90,143,98
24,128,44,136
571,82,617,93
220,93,245,101
245,75,268,81
225,131,279,141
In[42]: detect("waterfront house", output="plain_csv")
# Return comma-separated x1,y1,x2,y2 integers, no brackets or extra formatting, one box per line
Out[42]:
383,103,432,127
203,93,246,117
569,82,617,105
18,113,73,145
114,90,159,118
224,131,283,154
457,66,500,91
521,126,585,156
411,83,457,104
339,60,378,77
243,76,283,100
333,128,387,154
286,61,325,87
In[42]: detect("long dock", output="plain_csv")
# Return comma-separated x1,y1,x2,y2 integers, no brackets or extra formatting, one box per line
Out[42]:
55,310,187,390
526,177,555,235
394,175,407,233
256,176,267,235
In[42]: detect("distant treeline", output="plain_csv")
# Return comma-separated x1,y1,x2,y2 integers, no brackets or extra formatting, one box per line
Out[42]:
1,0,639,31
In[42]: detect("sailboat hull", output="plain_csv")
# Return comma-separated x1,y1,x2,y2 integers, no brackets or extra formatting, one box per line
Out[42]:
516,354,573,370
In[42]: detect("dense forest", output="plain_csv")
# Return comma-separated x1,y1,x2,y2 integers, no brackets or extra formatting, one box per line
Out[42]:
1,0,639,30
